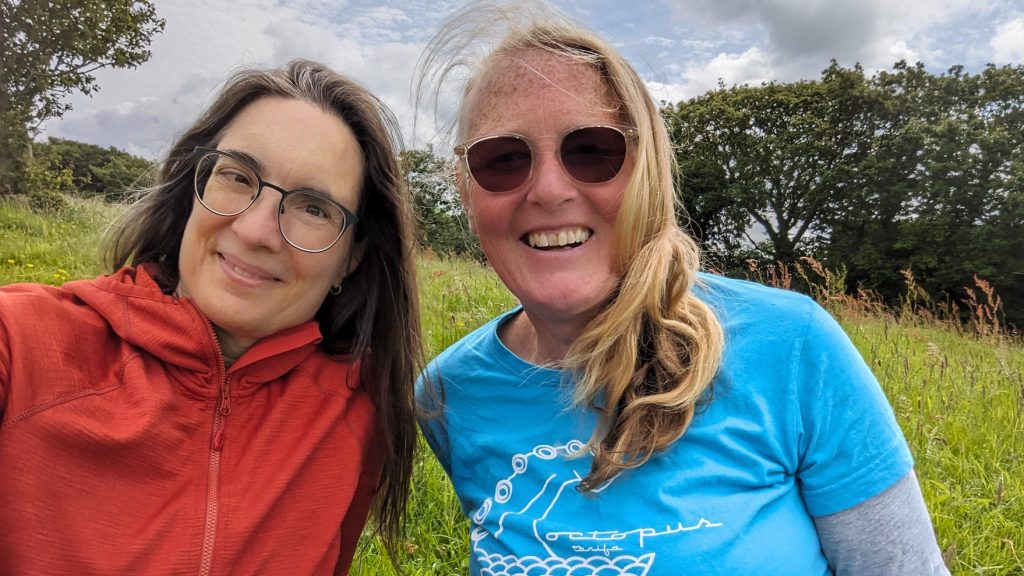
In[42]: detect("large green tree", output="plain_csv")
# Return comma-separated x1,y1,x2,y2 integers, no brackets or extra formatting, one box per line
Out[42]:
665,60,1024,325
1,0,164,191
819,62,1024,323
666,62,880,269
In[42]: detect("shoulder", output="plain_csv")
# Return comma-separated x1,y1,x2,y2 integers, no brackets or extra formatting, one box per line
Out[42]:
694,273,837,358
0,278,128,422
0,280,102,334
695,273,820,326
417,306,553,414
426,308,517,378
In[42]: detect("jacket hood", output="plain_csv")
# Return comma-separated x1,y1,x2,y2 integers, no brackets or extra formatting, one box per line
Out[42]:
63,265,324,388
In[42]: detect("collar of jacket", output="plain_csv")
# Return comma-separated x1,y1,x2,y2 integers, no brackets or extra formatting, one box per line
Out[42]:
62,264,332,396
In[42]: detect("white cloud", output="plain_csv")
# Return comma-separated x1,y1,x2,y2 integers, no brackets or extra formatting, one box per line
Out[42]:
661,0,1000,77
991,17,1024,63
646,46,777,103
643,36,676,48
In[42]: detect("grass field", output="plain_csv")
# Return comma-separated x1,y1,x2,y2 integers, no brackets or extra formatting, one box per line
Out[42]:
2,196,1022,575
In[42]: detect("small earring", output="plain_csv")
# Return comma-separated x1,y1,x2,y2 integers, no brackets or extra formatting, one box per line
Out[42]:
330,283,342,296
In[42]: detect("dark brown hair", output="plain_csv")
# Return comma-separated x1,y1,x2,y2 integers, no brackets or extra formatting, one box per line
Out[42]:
103,59,420,565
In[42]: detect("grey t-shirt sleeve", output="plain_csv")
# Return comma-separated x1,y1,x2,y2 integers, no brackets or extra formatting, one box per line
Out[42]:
813,470,950,575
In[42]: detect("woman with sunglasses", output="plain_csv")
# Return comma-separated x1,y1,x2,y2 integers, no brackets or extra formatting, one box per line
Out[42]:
417,3,947,574
0,60,420,574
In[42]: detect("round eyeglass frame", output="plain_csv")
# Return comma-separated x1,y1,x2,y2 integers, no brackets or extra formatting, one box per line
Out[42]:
191,146,359,253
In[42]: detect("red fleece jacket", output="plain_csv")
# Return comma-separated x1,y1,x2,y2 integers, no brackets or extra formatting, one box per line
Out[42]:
0,266,382,575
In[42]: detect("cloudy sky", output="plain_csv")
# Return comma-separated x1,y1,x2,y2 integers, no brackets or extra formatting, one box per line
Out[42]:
40,0,1024,159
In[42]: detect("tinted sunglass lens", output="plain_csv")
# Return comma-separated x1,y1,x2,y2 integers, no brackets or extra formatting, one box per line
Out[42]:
467,136,532,192
560,127,627,184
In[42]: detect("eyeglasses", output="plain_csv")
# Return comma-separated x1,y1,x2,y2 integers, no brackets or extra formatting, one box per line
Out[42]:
454,125,637,193
192,147,358,253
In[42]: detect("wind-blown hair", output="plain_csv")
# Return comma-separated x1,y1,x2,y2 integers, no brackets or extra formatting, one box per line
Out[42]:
103,59,420,564
418,1,724,490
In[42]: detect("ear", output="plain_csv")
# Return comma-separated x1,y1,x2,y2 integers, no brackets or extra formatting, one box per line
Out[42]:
454,163,477,235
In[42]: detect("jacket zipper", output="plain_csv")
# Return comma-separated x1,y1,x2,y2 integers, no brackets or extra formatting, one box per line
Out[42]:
198,318,230,576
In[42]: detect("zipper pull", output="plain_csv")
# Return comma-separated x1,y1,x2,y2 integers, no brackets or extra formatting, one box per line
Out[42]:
220,383,232,416
212,382,231,451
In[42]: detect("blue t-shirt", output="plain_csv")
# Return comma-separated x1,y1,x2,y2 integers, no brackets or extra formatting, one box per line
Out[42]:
418,274,913,575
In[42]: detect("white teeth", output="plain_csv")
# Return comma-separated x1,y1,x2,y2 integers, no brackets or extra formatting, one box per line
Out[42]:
232,265,266,280
527,227,591,248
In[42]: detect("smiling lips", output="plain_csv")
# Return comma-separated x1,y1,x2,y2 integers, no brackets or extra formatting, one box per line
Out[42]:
525,227,592,249
219,253,277,283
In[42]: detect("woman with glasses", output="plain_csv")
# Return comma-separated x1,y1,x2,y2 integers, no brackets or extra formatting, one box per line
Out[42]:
0,60,420,574
416,3,947,574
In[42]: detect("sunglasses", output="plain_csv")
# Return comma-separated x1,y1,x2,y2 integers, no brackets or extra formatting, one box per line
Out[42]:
454,125,637,193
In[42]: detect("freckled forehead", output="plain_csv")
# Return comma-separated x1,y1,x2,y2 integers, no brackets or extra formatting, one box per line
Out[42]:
464,49,621,138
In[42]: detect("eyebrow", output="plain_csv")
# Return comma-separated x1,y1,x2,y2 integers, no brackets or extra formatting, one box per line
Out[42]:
217,147,336,199
218,148,265,174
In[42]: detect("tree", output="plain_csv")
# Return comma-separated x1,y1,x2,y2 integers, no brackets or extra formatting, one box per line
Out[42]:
816,62,1024,325
400,148,482,259
39,137,154,201
665,62,880,267
664,60,1024,325
1,0,164,191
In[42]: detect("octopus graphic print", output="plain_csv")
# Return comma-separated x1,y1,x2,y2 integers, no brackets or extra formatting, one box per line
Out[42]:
470,439,723,576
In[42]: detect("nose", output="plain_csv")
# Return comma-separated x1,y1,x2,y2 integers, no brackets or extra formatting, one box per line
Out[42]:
524,145,576,210
229,187,285,251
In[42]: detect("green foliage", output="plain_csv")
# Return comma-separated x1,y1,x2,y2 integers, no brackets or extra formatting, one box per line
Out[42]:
666,62,881,267
353,255,516,574
664,60,1024,327
401,149,483,261
830,62,1024,327
23,145,74,211
0,0,164,192
38,137,154,201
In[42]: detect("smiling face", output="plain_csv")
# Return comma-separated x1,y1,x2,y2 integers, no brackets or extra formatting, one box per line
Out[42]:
177,96,364,359
461,50,633,350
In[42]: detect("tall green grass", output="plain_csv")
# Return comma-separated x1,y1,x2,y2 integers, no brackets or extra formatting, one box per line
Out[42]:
2,196,1021,575
0,196,118,285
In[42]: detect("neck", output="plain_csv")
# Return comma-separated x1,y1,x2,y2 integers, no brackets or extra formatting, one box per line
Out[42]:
500,308,592,365
174,285,253,370
213,325,253,370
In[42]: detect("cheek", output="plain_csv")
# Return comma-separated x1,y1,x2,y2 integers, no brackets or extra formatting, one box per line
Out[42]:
177,216,202,279
302,240,352,287
467,193,510,232
176,209,222,292
586,186,626,235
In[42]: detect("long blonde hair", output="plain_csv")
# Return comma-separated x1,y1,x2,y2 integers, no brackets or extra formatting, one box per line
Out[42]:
418,1,723,491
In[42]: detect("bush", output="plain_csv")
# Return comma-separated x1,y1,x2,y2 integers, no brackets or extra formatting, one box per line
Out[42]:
23,147,74,212
37,137,153,202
